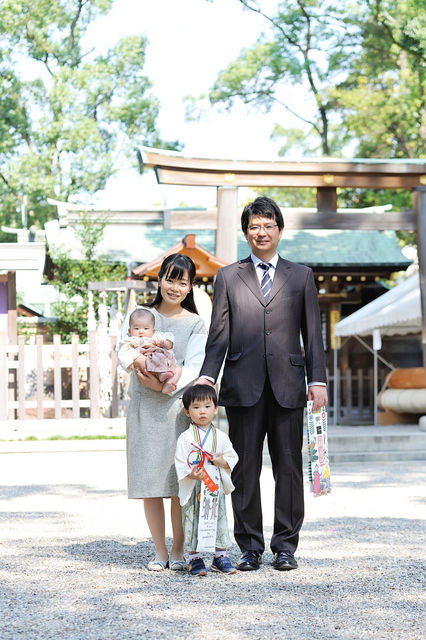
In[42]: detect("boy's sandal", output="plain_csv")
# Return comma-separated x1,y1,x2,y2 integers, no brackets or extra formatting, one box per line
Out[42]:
147,557,169,571
169,558,187,571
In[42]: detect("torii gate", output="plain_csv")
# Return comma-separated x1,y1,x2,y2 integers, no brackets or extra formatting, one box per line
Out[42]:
139,146,426,371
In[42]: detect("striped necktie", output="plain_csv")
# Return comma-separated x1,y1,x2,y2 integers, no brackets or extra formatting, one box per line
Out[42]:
259,262,272,302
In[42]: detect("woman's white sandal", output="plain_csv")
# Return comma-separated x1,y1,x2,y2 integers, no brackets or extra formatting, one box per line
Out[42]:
147,558,169,571
169,559,187,571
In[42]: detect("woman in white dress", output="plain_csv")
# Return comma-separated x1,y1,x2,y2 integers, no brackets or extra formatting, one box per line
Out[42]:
118,254,207,571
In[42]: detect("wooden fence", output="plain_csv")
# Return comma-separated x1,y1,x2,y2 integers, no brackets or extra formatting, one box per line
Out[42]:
0,333,382,423
0,332,102,420
327,367,387,424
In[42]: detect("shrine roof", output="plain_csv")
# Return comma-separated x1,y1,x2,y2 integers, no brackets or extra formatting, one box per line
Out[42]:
124,227,410,269
277,229,411,268
44,214,410,269
80,226,410,268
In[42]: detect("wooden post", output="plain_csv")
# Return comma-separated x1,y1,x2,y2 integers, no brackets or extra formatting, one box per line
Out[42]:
18,336,25,420
89,330,100,418
317,187,337,213
346,367,352,423
357,368,364,419
0,334,7,420
216,186,239,263
367,368,374,422
53,334,61,419
110,335,118,419
373,349,378,426
415,187,426,383
333,336,339,425
7,271,17,344
36,334,43,419
71,334,79,418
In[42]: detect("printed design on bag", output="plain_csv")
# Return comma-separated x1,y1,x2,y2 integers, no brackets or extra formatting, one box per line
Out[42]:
306,401,331,496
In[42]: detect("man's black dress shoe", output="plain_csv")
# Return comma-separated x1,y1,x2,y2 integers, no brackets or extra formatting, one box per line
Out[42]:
272,550,298,571
236,551,262,571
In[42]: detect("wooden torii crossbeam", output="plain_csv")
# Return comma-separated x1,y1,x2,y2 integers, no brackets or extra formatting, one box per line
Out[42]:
139,146,426,378
140,147,425,189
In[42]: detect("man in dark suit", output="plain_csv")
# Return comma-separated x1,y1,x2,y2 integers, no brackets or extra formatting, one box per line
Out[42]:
198,196,327,571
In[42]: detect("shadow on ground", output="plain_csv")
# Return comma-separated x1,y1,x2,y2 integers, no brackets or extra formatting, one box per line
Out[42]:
0,484,124,499
1,527,423,640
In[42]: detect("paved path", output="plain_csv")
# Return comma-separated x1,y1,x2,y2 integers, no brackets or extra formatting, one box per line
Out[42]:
0,444,424,639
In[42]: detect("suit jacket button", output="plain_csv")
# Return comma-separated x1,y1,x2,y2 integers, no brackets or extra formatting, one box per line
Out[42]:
265,330,271,335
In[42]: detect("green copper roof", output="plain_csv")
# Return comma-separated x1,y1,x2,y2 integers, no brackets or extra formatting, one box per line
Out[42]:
107,228,410,268
274,230,411,267
126,228,410,268
47,220,410,269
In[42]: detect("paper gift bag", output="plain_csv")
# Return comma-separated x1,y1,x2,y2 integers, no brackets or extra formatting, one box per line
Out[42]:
305,401,331,496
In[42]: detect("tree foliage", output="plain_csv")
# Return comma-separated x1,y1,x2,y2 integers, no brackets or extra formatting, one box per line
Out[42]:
201,0,425,161
200,0,425,233
207,0,345,156
331,0,425,222
0,0,179,238
46,212,126,342
330,0,425,160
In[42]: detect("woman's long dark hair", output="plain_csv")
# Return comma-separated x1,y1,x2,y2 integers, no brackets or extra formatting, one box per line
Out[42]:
147,253,199,314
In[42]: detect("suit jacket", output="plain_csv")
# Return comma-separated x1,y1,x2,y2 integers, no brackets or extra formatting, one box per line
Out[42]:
201,256,327,408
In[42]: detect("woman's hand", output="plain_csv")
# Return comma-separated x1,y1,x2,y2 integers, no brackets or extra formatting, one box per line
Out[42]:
133,355,147,374
136,369,163,391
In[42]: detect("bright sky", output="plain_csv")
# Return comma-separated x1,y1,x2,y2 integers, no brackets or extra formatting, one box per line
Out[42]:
87,0,309,209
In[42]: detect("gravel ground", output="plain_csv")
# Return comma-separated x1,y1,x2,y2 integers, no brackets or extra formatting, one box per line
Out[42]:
0,446,424,640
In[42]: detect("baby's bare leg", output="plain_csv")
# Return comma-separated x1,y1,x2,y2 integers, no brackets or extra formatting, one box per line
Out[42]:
161,366,182,394
157,370,174,382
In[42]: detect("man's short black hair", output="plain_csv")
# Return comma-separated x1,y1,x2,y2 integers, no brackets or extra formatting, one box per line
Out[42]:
182,384,218,409
241,196,284,234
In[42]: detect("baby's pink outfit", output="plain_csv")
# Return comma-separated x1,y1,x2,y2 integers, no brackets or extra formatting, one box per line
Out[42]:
120,333,178,374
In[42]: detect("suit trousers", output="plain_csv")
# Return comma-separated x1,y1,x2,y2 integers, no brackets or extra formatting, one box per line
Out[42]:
226,376,304,554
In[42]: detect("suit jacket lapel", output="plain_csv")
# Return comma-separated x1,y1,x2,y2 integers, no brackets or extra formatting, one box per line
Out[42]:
237,257,265,306
267,256,292,304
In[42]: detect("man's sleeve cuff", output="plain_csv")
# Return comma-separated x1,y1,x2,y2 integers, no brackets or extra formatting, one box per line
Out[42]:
200,375,215,384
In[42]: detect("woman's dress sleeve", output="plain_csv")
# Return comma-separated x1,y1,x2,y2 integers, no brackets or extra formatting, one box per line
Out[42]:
117,338,139,371
171,317,207,394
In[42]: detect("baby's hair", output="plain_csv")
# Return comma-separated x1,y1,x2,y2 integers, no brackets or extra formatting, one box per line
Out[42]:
182,384,218,409
129,308,155,327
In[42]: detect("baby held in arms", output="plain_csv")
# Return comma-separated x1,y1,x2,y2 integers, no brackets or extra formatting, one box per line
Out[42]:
118,308,182,394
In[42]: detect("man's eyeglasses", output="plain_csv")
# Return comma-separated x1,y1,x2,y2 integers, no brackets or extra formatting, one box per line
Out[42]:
247,224,278,233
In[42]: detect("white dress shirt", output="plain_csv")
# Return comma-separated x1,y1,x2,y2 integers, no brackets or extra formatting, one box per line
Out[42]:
251,252,279,285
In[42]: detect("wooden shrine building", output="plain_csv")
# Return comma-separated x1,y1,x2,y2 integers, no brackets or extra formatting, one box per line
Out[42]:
139,147,426,374
133,232,227,282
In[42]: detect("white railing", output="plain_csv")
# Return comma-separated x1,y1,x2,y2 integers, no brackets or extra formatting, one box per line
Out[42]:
0,333,103,420
1,334,381,423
